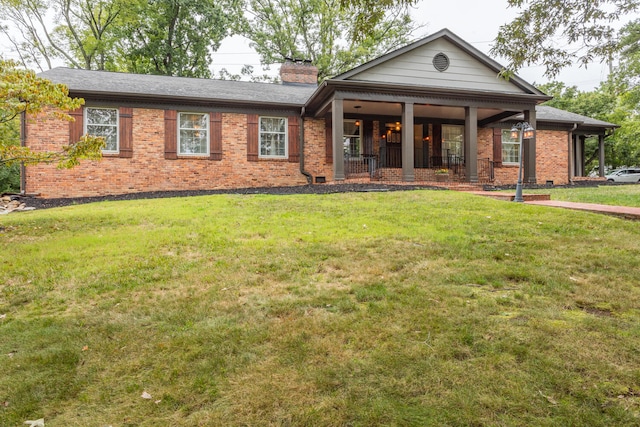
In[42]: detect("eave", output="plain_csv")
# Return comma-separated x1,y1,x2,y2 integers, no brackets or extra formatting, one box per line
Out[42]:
305,79,552,118
67,90,307,112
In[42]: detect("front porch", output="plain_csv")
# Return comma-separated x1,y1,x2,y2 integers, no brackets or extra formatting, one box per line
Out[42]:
342,154,495,183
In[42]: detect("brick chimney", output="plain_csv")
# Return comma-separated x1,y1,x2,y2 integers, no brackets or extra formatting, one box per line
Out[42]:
279,58,318,85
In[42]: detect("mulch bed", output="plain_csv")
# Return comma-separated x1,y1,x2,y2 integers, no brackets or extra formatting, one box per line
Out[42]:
6,184,443,210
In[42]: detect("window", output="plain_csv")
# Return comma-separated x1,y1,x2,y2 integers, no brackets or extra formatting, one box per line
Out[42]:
259,116,287,158
85,107,118,153
441,125,463,159
501,129,520,164
343,120,362,158
179,112,209,155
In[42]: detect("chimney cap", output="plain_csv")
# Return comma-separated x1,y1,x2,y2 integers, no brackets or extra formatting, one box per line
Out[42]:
284,57,313,64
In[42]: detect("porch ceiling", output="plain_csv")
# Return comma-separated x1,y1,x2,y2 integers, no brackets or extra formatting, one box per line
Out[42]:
343,100,512,122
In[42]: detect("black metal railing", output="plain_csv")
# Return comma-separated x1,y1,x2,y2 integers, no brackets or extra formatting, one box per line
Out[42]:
345,155,379,178
431,155,465,174
379,145,402,168
478,158,494,182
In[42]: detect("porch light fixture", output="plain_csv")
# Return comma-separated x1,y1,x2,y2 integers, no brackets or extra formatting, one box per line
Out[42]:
395,122,401,131
510,122,535,203
355,119,360,127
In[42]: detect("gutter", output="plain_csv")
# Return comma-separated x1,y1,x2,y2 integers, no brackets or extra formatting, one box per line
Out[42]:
299,107,313,184
19,111,26,195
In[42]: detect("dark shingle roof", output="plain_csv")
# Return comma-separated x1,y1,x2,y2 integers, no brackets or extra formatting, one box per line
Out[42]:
536,105,617,128
510,105,617,129
38,68,618,131
38,68,316,107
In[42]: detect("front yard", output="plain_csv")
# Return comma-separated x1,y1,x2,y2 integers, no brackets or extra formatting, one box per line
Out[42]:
1,189,639,426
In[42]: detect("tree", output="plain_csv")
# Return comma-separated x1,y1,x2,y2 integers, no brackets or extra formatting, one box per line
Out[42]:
0,59,104,169
338,0,417,42
114,0,237,78
0,0,238,78
539,80,640,170
492,0,640,79
0,118,20,193
613,19,640,112
0,0,129,71
243,0,421,82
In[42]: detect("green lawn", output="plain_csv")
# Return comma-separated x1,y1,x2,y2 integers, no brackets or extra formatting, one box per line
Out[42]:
520,184,640,207
1,190,640,426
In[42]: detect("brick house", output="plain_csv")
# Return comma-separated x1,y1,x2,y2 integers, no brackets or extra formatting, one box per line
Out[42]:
23,29,616,198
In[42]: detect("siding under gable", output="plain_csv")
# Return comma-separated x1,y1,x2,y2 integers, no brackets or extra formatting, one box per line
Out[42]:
347,38,525,94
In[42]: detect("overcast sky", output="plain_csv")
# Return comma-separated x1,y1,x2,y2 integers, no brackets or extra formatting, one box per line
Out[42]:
210,0,614,91
0,0,617,91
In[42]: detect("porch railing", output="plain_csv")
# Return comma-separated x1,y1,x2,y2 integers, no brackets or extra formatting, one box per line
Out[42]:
478,158,494,182
344,153,494,183
345,155,379,178
380,145,402,168
431,155,464,174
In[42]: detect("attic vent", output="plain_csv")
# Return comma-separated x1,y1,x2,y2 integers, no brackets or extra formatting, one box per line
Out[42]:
433,52,450,72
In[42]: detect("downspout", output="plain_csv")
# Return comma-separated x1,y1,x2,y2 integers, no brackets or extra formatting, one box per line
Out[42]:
299,106,313,184
568,123,578,184
20,111,27,195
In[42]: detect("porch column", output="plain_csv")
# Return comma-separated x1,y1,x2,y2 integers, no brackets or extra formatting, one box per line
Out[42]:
402,102,415,181
575,136,584,177
524,108,537,183
580,136,586,176
568,132,575,182
332,99,345,181
464,106,478,183
598,134,605,177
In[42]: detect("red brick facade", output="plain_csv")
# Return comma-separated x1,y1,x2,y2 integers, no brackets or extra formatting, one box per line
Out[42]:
478,128,570,186
25,108,326,198
24,108,572,198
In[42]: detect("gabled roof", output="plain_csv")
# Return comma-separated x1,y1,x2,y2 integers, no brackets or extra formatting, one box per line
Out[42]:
332,28,546,96
38,68,316,108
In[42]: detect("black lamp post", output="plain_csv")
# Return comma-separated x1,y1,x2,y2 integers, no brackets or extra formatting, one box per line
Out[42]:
510,122,535,203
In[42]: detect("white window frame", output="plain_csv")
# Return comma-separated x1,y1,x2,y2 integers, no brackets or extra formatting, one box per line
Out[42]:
259,116,288,159
501,129,520,165
343,119,363,158
178,112,210,156
85,107,119,154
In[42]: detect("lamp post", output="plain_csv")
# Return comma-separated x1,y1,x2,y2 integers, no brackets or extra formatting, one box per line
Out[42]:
511,122,535,203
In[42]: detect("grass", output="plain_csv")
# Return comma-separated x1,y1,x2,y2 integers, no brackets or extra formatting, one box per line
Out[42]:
1,189,640,426
516,184,640,207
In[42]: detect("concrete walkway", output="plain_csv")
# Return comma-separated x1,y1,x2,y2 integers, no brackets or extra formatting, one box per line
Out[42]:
467,190,640,220
525,200,640,221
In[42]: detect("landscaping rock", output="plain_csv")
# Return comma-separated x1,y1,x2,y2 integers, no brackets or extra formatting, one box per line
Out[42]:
0,195,36,214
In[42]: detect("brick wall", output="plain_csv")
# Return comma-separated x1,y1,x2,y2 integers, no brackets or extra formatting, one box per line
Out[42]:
279,61,319,85
25,108,327,198
478,127,569,185
25,108,574,198
302,117,332,181
534,129,570,185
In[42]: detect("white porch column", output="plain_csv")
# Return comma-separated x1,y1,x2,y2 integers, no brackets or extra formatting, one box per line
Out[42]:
402,102,415,181
598,134,605,177
524,108,537,184
332,99,345,181
464,106,478,182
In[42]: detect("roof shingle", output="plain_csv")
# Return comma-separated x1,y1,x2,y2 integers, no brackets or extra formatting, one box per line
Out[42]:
38,68,316,107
